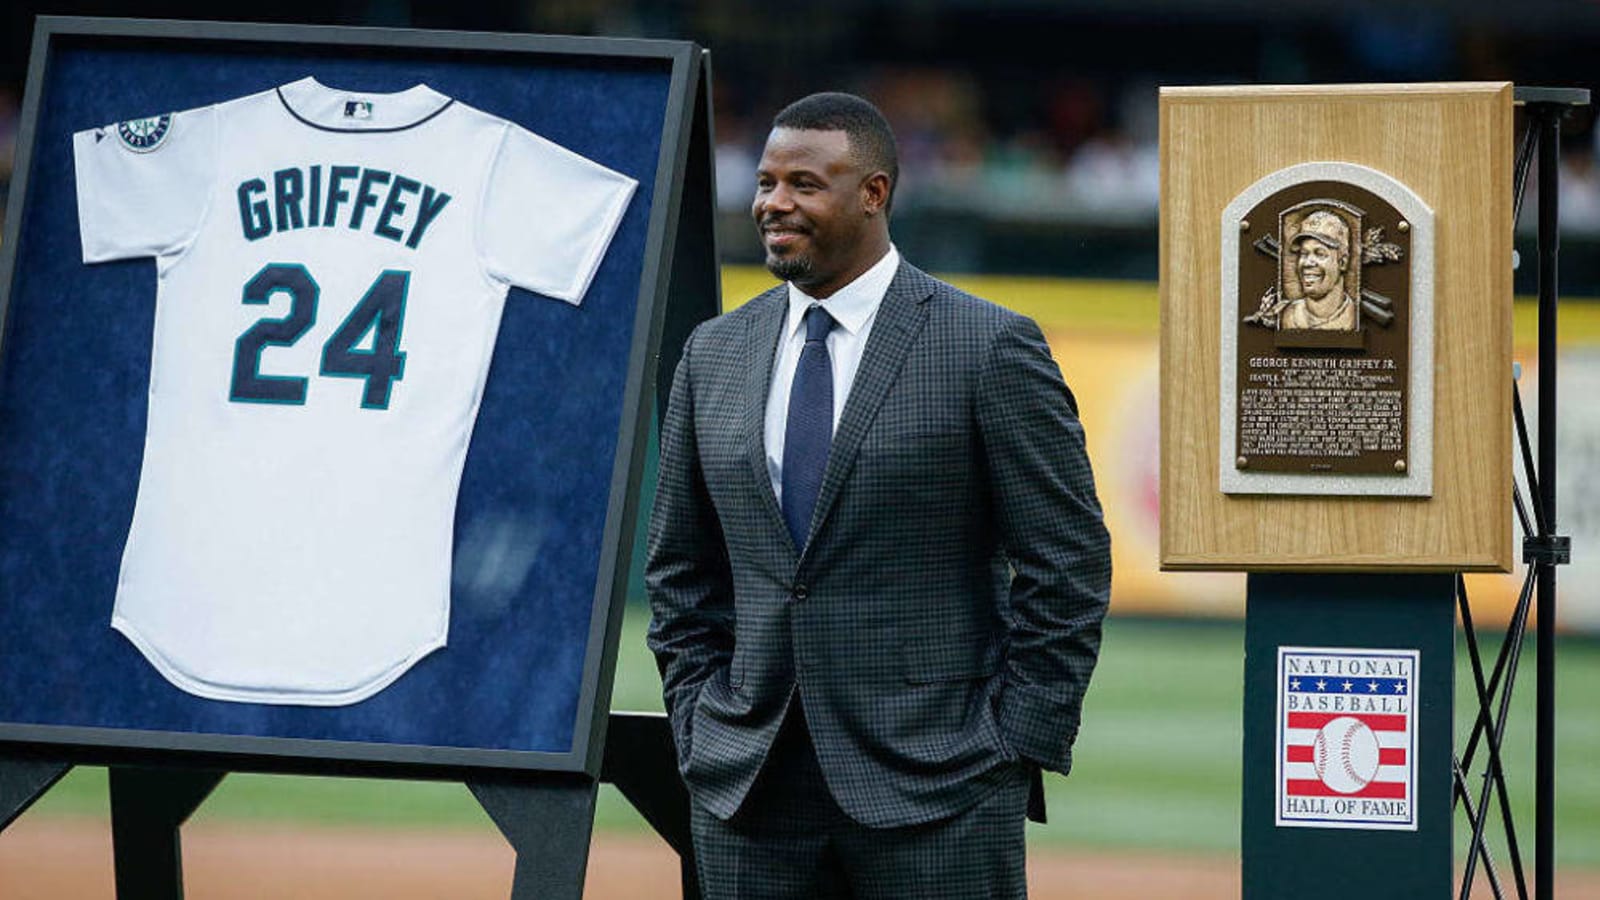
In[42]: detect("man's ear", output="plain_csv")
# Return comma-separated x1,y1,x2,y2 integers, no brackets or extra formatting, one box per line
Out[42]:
862,171,891,217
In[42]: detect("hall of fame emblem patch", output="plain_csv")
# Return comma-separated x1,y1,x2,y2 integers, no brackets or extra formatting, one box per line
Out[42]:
116,114,173,153
1275,646,1418,830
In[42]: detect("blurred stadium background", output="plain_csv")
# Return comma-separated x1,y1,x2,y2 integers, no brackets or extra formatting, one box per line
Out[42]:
2,1,1598,896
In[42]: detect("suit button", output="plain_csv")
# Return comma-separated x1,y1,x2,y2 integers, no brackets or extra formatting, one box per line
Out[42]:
792,583,809,601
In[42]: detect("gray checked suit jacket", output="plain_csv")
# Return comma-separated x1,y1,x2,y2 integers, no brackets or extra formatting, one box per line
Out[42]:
646,261,1111,829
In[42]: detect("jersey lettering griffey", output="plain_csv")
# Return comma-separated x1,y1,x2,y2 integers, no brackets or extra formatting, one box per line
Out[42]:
74,77,636,705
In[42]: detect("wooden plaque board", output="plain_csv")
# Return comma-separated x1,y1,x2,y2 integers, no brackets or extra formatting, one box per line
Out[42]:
1160,83,1513,572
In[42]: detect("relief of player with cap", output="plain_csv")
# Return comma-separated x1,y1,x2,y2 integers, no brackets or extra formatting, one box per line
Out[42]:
1279,209,1360,332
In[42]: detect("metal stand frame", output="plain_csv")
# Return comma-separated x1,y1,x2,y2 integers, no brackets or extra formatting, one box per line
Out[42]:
1452,85,1588,900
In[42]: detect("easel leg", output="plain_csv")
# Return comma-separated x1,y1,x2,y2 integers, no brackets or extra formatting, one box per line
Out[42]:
602,712,700,898
0,758,73,831
469,775,598,900
108,766,226,900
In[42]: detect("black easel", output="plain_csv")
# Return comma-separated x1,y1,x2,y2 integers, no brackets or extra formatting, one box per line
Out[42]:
0,712,697,900
602,712,700,898
0,30,720,899
109,767,226,898
0,758,71,832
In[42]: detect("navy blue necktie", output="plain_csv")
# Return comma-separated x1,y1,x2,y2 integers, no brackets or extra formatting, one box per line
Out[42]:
781,305,836,549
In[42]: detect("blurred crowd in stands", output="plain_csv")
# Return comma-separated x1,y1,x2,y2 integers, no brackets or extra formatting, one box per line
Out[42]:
713,70,1161,227
2,1,1598,280
708,69,1600,241
0,84,19,231
6,73,1599,237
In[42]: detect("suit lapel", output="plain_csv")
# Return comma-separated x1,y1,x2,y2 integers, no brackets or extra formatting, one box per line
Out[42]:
743,286,791,543
802,262,933,553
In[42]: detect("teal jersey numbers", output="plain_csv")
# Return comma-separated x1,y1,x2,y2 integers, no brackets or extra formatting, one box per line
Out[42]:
320,270,409,409
229,263,408,409
230,263,318,404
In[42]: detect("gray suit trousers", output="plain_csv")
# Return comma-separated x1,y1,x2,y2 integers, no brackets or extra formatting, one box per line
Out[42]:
690,700,1030,900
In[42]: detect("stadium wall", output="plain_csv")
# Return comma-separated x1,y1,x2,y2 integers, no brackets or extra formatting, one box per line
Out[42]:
717,266,1600,633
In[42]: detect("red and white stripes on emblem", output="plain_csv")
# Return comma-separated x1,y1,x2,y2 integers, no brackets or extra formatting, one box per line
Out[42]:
1283,712,1409,799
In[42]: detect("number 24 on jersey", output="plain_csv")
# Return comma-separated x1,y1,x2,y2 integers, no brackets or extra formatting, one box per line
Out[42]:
230,262,409,410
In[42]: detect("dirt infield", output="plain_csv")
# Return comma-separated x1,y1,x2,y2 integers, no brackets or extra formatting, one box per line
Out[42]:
3,817,1236,898
1,817,1593,898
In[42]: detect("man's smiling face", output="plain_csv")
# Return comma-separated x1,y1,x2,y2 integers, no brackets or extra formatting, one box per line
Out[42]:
752,127,881,299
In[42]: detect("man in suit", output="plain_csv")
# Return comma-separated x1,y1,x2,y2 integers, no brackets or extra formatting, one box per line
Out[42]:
646,91,1111,899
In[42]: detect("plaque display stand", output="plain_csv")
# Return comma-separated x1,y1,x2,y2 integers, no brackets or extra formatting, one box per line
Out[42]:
1161,82,1586,900
1242,574,1455,898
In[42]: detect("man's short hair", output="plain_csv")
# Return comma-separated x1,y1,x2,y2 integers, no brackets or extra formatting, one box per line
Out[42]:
773,92,899,212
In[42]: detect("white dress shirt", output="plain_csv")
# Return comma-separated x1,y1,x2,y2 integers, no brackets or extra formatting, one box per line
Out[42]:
765,245,900,503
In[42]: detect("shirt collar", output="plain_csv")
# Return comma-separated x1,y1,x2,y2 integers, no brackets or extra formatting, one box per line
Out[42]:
785,245,900,339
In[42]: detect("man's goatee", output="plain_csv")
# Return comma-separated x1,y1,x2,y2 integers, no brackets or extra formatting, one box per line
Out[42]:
766,253,813,283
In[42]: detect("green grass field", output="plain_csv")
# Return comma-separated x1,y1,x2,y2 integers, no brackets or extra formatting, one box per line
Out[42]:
24,609,1600,869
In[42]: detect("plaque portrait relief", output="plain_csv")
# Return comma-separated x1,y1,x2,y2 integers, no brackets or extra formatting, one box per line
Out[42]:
1281,209,1362,332
1241,199,1407,349
1219,163,1434,497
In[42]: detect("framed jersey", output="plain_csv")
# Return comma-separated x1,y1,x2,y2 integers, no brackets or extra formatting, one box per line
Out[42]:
0,18,710,776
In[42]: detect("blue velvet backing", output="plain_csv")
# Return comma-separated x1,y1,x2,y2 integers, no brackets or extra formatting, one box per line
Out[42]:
0,40,668,755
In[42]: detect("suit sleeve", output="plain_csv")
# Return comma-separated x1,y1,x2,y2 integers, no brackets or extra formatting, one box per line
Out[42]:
644,325,735,772
976,313,1112,775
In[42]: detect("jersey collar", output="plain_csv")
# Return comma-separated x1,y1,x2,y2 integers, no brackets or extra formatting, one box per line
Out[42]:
276,77,454,134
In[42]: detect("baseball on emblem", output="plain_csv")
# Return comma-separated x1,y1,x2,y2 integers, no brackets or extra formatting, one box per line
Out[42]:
1313,716,1381,794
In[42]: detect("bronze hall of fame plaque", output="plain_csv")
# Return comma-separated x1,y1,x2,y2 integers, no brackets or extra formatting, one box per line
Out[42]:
1219,163,1434,497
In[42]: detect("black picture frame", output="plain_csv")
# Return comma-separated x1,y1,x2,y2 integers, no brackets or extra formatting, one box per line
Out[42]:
0,16,710,780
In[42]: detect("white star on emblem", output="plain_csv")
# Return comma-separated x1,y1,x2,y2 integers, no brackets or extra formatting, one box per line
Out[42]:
1394,681,1407,693
1316,679,1327,691
1368,680,1380,692
1342,680,1354,692
1290,679,1301,691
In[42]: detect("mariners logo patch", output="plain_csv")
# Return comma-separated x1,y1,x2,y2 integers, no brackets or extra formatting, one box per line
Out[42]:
1275,646,1418,830
117,114,173,153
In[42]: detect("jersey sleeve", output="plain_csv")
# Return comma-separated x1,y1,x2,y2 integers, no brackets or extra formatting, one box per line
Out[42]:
479,124,637,305
72,105,218,263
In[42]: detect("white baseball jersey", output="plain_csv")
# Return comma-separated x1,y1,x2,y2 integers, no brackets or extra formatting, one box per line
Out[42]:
73,77,636,705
